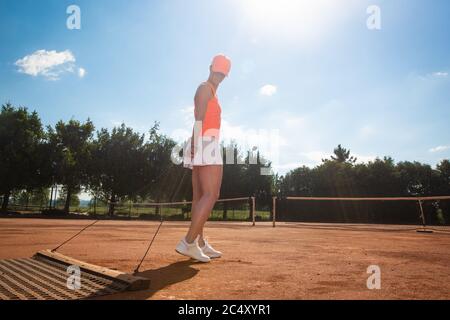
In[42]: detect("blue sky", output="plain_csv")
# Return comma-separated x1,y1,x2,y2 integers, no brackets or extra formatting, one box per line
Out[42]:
1,0,449,177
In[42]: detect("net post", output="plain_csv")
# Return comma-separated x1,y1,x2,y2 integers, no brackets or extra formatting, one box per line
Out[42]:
272,196,277,228
417,199,433,233
129,200,132,218
419,200,426,226
251,197,256,226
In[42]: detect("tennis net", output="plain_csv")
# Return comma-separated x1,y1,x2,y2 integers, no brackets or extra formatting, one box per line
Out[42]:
117,197,260,223
272,196,450,230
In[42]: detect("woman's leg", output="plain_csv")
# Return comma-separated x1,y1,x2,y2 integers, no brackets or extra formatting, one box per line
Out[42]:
197,165,223,247
190,166,202,240
185,165,223,244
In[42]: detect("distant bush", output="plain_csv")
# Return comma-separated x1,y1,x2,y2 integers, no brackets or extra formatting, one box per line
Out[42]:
436,209,446,225
41,209,69,217
0,211,20,216
138,213,160,221
164,214,186,221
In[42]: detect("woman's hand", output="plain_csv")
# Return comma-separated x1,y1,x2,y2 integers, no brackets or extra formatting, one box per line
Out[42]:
190,139,195,159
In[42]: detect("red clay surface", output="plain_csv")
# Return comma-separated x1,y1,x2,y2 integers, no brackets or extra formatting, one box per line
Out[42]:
0,218,449,300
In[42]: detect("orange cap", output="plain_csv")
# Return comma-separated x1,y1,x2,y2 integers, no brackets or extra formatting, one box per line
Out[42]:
211,54,231,76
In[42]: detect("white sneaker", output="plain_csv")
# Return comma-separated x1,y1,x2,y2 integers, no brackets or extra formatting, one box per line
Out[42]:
175,236,211,263
200,239,222,259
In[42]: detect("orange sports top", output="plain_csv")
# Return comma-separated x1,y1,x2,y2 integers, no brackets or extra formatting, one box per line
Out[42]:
196,81,221,139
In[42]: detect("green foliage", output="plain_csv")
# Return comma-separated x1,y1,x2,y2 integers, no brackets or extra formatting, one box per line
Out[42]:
324,144,357,164
48,118,94,213
41,208,69,217
437,160,450,194
436,209,446,225
280,146,450,199
1,103,449,223
220,142,274,211
278,147,450,225
0,103,44,210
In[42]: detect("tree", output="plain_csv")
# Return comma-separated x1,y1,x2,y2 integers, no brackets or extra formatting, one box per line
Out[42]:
279,166,313,197
89,124,147,216
396,161,435,196
437,160,450,194
0,103,44,211
356,157,403,196
142,122,178,201
324,144,357,164
48,119,95,214
243,149,275,211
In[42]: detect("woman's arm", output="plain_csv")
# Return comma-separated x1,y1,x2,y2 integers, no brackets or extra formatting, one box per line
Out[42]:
191,84,213,157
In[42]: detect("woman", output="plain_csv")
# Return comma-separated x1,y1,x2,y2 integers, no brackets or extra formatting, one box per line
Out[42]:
176,54,231,263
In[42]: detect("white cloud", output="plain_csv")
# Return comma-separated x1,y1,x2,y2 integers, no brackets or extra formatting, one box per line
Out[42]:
300,151,329,164
180,105,195,125
429,145,450,153
431,71,448,78
259,84,277,96
272,162,306,173
298,150,376,168
417,71,449,80
78,67,86,78
354,154,377,164
181,105,195,114
285,116,305,128
167,106,195,143
15,49,84,80
359,125,376,139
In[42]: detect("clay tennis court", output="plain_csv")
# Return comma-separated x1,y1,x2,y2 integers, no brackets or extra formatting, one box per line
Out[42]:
1,218,449,300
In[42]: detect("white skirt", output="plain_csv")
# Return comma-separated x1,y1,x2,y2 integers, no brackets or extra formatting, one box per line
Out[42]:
183,136,223,170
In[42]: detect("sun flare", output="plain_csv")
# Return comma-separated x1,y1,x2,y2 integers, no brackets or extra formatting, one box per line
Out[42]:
237,0,350,45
